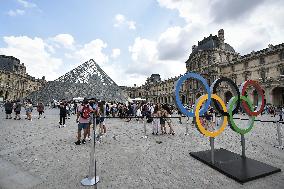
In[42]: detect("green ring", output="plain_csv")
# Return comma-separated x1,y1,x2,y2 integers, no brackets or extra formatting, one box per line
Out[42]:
228,95,255,135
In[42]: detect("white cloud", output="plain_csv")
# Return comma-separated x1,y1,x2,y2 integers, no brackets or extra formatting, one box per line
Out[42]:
157,0,284,56
111,48,121,59
157,0,212,24
7,9,25,16
127,21,136,30
0,36,63,80
127,36,186,85
64,39,109,68
52,34,75,49
17,0,37,8
114,14,136,30
114,14,125,27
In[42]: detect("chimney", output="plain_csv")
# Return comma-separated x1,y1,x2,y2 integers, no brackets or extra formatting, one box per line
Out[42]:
192,45,197,51
218,29,225,50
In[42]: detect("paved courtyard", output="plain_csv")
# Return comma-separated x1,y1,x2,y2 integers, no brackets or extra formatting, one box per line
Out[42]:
0,108,283,189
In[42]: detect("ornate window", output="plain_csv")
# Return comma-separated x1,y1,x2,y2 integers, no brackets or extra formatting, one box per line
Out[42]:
280,51,284,60
226,55,230,62
244,62,248,69
260,69,266,80
259,57,265,64
280,67,284,75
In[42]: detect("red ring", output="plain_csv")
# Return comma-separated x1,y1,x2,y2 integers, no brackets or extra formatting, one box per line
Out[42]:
240,80,265,116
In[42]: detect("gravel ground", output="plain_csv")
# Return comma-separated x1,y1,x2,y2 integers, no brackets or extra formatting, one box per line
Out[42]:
0,107,283,189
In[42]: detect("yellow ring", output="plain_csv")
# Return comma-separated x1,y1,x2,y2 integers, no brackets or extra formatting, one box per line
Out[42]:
195,94,228,137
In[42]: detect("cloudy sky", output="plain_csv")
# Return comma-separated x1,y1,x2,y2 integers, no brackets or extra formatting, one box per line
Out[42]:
0,0,283,86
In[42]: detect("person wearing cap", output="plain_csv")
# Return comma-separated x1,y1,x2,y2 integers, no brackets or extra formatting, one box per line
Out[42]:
75,98,93,145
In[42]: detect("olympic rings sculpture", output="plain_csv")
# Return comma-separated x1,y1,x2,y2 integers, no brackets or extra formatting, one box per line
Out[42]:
175,72,265,137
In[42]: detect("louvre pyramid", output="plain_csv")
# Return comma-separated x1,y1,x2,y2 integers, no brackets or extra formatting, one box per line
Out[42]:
27,59,128,103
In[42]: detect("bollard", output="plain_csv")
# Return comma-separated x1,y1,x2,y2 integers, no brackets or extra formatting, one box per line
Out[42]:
81,116,100,186
210,137,214,164
274,121,284,149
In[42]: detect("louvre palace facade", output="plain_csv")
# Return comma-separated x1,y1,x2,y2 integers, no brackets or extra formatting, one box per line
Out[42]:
122,29,284,107
0,55,46,101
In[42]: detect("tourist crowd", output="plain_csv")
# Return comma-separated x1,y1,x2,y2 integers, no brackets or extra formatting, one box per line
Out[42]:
2,98,284,146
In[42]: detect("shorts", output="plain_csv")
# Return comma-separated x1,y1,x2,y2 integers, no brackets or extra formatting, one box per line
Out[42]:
160,118,165,124
166,118,172,124
5,110,12,114
15,111,20,115
78,123,89,131
94,117,105,125
39,111,43,115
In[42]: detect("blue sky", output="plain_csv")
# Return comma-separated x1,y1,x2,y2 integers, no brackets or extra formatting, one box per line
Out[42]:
0,0,284,86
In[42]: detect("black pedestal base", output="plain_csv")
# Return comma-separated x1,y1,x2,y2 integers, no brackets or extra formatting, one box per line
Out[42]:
190,148,281,184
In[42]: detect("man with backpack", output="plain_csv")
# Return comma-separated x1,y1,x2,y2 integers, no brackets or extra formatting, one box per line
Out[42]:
75,98,93,145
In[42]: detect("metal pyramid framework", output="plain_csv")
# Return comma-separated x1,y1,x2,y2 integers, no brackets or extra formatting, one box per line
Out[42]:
27,59,128,103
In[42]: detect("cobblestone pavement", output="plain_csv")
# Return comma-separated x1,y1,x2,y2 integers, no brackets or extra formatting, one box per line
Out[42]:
0,108,283,189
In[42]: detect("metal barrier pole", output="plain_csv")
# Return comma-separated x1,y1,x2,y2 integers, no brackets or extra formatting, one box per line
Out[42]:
241,134,246,158
185,117,189,135
274,121,284,149
210,137,214,164
81,116,100,186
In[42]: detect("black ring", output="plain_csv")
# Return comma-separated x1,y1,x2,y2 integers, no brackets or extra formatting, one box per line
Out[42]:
211,77,240,116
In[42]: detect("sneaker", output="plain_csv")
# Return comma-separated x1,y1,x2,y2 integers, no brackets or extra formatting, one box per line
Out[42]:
86,136,92,141
59,125,62,128
75,140,81,145
82,139,86,144
63,125,66,127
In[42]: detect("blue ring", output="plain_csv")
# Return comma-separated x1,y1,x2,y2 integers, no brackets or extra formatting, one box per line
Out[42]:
174,72,211,117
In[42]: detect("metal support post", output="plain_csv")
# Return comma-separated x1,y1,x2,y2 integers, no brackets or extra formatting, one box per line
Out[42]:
241,134,246,158
274,121,284,149
81,116,100,186
185,117,189,135
210,137,215,164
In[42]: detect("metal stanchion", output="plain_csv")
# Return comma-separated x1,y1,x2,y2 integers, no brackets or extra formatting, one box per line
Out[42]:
81,116,100,186
274,121,284,149
185,117,189,135
141,118,147,139
241,134,246,158
210,137,214,164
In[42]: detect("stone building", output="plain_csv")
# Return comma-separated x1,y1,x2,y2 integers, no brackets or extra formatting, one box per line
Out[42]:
121,73,187,104
186,29,284,106
122,29,284,107
0,55,46,101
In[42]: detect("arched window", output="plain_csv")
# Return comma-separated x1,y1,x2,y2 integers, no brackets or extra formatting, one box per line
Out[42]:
259,57,265,64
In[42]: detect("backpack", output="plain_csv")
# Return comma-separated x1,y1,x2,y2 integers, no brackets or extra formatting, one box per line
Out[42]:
81,105,91,119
